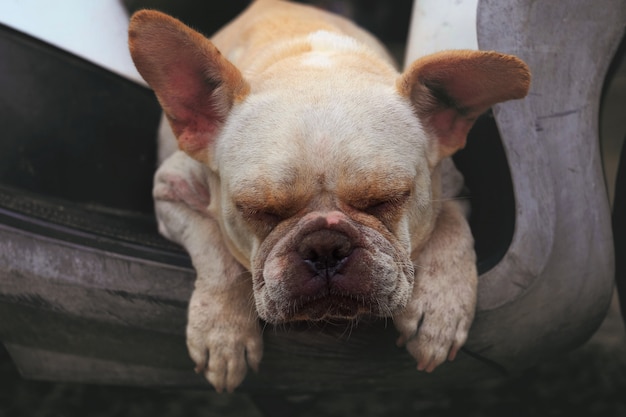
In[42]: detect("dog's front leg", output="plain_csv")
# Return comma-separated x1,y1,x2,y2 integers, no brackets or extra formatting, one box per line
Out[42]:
154,153,262,393
394,199,477,372
185,240,262,393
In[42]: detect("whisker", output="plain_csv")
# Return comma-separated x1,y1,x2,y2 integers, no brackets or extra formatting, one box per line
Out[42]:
260,320,269,336
410,261,432,274
430,195,471,203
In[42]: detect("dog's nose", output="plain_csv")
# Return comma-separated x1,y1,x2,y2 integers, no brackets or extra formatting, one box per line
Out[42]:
298,229,353,278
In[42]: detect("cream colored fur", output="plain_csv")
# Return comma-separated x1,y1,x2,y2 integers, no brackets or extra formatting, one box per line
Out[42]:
129,0,530,392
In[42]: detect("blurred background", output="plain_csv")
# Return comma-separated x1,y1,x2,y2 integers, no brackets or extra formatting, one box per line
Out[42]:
1,0,625,415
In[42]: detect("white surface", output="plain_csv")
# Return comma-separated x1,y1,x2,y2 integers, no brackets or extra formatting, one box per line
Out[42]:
0,0,146,85
405,0,478,66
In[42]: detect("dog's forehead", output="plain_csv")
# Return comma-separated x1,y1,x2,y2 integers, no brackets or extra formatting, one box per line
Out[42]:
217,84,430,197
221,85,427,157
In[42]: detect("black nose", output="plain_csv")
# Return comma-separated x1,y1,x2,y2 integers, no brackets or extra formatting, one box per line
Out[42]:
298,230,353,278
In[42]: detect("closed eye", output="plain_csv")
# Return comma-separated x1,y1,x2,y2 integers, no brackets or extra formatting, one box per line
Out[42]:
235,202,292,236
357,190,412,216
236,204,282,223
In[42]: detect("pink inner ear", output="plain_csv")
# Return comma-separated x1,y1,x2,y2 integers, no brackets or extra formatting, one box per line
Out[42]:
129,10,249,163
160,67,226,162
429,108,474,158
170,113,223,162
398,50,530,162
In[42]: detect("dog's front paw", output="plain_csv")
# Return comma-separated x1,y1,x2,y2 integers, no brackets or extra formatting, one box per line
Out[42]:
393,277,475,373
186,289,263,393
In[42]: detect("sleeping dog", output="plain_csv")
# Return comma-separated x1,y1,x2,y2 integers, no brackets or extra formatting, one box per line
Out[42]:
128,0,530,392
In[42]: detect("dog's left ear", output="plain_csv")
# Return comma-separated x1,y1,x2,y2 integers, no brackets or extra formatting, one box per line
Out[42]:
398,50,530,163
129,10,249,164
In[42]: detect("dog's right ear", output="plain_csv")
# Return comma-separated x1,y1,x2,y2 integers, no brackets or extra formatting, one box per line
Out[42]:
129,10,249,164
398,50,530,165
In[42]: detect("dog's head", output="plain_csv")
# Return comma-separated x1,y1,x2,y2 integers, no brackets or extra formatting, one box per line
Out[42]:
129,11,530,323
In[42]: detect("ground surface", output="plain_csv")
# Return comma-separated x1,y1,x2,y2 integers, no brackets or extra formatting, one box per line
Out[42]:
1,298,625,417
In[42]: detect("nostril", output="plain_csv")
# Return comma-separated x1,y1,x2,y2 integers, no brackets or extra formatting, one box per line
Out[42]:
302,248,319,263
332,240,352,261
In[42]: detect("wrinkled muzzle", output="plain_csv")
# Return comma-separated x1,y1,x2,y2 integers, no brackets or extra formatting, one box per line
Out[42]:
251,211,414,322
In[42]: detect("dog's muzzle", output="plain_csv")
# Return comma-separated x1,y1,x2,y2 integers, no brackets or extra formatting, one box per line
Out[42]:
252,211,413,322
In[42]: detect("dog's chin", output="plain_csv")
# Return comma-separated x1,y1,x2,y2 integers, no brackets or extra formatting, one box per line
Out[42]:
288,294,371,322
256,290,408,324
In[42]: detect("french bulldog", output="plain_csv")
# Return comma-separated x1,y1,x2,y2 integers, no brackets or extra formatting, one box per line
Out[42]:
128,0,530,392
